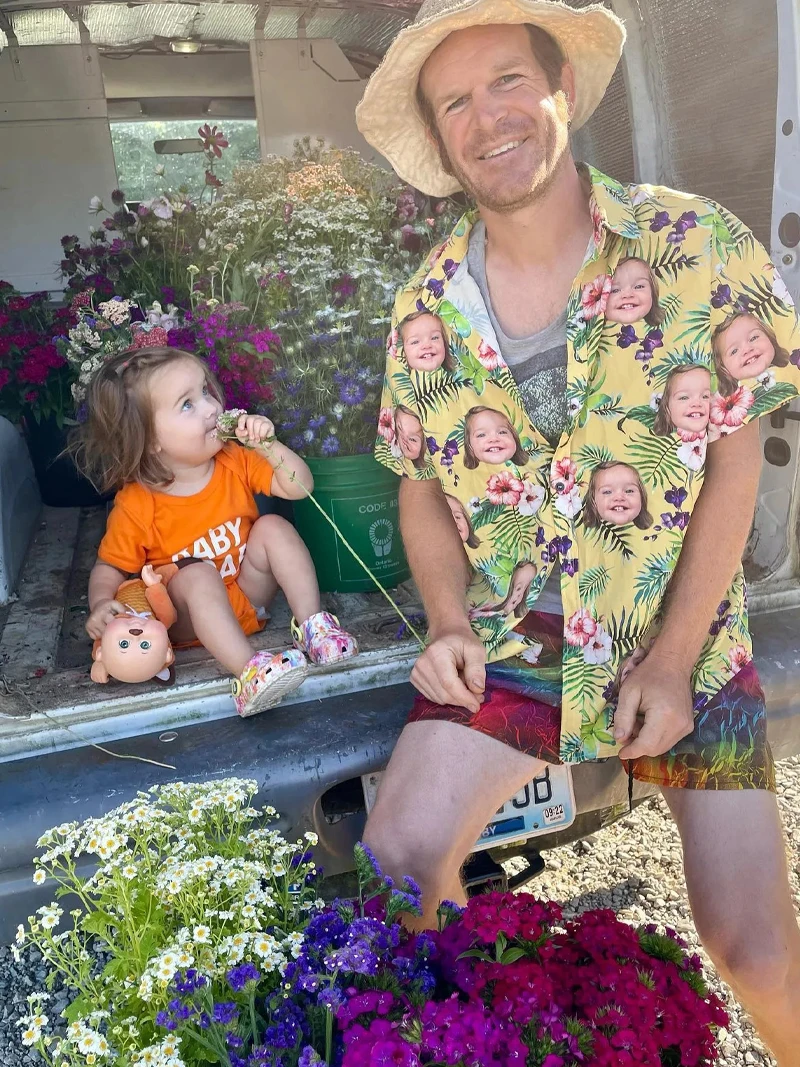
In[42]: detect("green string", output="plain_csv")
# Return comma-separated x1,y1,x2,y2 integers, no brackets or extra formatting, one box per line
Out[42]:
225,433,426,650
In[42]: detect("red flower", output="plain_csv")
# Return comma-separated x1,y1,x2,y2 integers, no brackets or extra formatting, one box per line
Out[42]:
377,407,395,442
198,123,229,158
580,273,611,319
728,643,751,674
0,368,10,389
550,457,577,494
709,385,755,428
70,290,94,313
477,340,502,370
205,170,223,189
486,470,524,506
565,608,597,647
131,325,169,349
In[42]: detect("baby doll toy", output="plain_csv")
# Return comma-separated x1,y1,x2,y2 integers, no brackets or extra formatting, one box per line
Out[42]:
90,564,176,685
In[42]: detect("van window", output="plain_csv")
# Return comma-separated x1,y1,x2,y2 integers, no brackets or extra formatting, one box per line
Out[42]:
110,119,260,200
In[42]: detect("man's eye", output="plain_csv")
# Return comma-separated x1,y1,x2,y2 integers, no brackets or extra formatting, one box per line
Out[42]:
445,96,467,113
500,74,521,85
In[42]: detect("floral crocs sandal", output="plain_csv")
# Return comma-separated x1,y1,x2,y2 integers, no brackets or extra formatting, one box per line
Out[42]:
291,611,359,666
232,648,308,718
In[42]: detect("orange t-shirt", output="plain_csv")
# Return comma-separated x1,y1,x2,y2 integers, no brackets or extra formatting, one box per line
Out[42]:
98,445,274,584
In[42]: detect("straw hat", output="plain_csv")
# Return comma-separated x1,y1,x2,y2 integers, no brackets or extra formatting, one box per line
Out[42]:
356,0,626,197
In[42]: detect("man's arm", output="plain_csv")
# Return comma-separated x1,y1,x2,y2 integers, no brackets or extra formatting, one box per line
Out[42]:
400,477,487,712
614,420,762,759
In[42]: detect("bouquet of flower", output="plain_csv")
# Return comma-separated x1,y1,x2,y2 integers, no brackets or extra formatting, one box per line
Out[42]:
188,300,279,413
62,291,184,411
0,281,76,426
15,778,321,1067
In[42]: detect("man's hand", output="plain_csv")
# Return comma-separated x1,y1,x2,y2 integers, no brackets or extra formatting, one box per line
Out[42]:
411,625,486,713
85,599,125,640
613,651,695,760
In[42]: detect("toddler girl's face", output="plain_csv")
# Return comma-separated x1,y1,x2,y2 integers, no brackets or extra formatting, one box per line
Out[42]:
718,315,775,381
446,495,471,542
402,315,447,371
594,465,643,525
469,410,517,464
395,410,425,460
150,358,223,469
668,368,712,433
606,260,653,324
505,562,536,614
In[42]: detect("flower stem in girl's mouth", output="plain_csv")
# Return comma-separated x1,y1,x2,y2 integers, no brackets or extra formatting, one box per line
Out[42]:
213,409,275,445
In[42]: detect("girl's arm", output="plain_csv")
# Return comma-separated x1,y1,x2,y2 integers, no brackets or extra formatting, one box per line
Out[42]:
235,414,314,500
86,561,128,639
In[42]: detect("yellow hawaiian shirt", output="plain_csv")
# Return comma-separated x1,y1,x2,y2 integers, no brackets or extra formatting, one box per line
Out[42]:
374,166,800,763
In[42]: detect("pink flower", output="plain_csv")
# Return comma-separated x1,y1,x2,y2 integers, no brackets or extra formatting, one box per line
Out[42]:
581,273,612,319
591,198,605,247
710,386,755,428
565,609,598,648
477,340,502,370
377,407,395,442
386,328,399,361
486,470,524,506
517,479,545,516
676,437,707,471
198,123,229,158
729,643,751,674
131,325,168,349
550,457,577,494
205,170,223,189
583,623,612,664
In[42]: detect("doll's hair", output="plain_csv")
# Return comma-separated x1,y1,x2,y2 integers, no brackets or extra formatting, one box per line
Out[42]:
614,257,665,328
493,561,538,618
398,309,456,371
71,346,224,494
652,363,712,437
712,311,790,397
583,461,653,530
444,492,481,549
463,406,528,470
394,403,428,469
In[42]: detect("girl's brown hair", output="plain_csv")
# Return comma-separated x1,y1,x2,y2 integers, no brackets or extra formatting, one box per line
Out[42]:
494,561,538,619
398,310,456,372
70,347,224,494
463,406,528,470
711,311,790,397
614,256,665,328
394,403,428,470
653,363,712,437
444,492,481,549
583,461,653,531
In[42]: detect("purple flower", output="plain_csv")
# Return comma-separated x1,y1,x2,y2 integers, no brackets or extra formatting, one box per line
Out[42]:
560,558,579,577
693,692,710,711
442,258,458,280
227,962,260,992
321,435,340,456
167,326,196,349
617,324,638,349
339,381,366,406
535,526,546,547
641,328,664,354
661,511,689,530
298,1049,326,1067
650,210,671,231
309,415,327,430
790,348,800,368
664,486,688,508
426,278,445,300
212,1002,239,1026
711,284,732,309
319,987,346,1013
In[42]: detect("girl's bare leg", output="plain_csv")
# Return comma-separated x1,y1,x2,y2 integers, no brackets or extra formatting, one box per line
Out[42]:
237,514,321,624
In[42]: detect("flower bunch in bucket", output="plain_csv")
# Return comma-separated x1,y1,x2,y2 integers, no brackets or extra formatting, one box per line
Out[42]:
15,778,321,1067
0,281,76,426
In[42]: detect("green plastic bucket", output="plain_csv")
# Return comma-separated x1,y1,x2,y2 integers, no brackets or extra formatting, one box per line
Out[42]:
293,454,410,593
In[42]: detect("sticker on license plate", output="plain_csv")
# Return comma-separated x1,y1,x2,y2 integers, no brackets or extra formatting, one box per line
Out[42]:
361,764,575,852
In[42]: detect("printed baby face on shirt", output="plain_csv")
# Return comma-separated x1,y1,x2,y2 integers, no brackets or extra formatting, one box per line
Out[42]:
664,366,712,435
714,313,783,383
605,258,656,325
394,407,426,462
584,462,653,530
401,313,449,372
463,407,527,468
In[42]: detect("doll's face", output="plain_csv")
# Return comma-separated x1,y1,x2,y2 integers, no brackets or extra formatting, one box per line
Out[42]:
606,260,654,324
468,410,517,464
402,315,447,371
99,615,173,683
594,466,643,525
718,315,775,381
667,368,712,433
395,409,425,460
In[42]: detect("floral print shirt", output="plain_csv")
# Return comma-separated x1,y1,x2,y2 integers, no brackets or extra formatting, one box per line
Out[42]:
374,166,800,764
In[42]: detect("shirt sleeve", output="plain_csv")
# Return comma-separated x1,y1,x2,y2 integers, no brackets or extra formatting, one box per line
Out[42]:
242,447,275,496
373,301,439,481
710,204,800,431
97,496,148,575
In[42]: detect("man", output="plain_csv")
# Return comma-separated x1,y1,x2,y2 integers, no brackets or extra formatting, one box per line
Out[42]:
356,1,800,1062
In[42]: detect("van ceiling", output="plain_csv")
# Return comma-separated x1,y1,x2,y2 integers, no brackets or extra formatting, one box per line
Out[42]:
0,2,415,68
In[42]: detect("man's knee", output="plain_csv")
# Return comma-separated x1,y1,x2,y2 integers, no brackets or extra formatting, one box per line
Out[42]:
699,924,793,999
364,807,461,895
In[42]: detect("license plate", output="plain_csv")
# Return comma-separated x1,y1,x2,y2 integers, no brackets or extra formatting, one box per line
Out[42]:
361,764,575,853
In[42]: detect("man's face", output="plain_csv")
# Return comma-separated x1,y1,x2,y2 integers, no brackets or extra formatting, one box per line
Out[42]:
419,24,573,212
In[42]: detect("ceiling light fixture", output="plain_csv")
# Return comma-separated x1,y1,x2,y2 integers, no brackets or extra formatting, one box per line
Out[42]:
170,39,201,54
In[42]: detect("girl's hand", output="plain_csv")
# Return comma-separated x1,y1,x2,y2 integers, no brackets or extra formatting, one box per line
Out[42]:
86,599,125,640
236,413,276,447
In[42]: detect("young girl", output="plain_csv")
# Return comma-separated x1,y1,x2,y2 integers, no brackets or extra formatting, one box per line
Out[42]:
605,257,665,328
394,405,428,469
712,311,790,396
76,347,357,718
463,406,529,470
583,461,653,529
399,310,455,372
444,492,481,549
653,364,712,438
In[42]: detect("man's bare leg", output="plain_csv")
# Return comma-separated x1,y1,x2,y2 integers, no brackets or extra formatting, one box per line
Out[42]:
663,786,800,1067
363,720,546,929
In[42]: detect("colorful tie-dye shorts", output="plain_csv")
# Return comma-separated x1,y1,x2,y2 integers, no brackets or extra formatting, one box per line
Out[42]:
408,612,774,792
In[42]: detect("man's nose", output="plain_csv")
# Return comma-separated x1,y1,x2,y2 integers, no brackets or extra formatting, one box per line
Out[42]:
129,628,143,636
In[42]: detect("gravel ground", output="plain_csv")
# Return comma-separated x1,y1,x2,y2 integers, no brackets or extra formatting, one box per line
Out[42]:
1,756,798,1066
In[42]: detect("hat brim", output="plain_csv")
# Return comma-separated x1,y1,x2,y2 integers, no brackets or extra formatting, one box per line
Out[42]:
356,0,626,197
